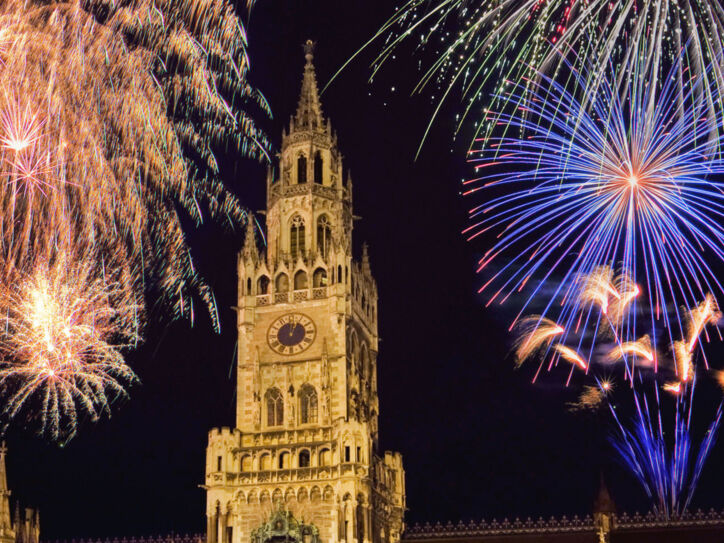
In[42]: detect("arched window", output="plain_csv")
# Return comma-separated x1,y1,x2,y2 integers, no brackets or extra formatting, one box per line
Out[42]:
260,454,271,471
290,215,306,258
299,384,318,424
337,265,342,284
294,270,308,290
275,273,289,293
313,268,328,288
299,449,311,468
314,151,323,184
266,388,284,427
319,448,331,466
297,155,307,184
257,275,270,294
317,215,331,257
279,451,291,469
246,278,252,295
241,455,252,472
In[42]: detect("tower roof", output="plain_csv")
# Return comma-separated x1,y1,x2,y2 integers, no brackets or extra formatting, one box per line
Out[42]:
293,40,325,131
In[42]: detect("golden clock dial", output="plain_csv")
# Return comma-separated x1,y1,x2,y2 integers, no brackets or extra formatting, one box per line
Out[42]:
267,313,316,355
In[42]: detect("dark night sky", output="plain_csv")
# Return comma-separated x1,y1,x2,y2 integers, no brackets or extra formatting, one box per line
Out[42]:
6,2,724,540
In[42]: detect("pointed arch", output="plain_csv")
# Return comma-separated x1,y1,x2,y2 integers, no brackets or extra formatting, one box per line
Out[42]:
265,388,284,427
257,275,270,294
313,267,328,288
299,384,318,424
275,273,289,293
316,215,332,257
290,215,306,258
294,269,308,290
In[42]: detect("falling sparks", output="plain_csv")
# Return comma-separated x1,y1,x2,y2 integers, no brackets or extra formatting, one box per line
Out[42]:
554,344,587,370
512,315,564,366
0,256,140,443
0,0,270,441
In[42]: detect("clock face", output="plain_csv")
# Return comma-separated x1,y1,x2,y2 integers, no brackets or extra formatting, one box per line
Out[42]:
267,313,316,355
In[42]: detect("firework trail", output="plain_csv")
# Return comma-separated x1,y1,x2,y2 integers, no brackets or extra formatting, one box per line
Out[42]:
606,335,655,367
344,0,724,149
553,344,587,370
0,0,270,440
512,315,563,366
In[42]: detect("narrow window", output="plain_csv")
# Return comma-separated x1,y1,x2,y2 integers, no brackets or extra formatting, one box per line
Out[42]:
290,215,306,258
266,388,284,426
257,275,270,294
299,450,311,468
345,446,351,463
300,384,318,424
217,456,222,471
279,451,290,469
225,527,233,543
313,268,328,288
317,215,331,257
314,151,323,184
356,447,361,462
275,274,289,293
297,155,307,184
246,278,252,294
294,270,308,290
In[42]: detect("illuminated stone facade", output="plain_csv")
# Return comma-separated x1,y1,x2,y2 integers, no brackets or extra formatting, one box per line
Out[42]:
0,444,39,543
203,41,405,543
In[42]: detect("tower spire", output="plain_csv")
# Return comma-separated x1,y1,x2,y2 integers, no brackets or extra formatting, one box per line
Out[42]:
293,40,324,131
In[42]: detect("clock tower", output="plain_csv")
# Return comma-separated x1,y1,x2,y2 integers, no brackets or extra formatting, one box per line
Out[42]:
204,42,406,543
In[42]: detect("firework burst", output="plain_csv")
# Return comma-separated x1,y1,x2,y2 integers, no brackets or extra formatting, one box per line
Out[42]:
466,59,724,337
0,0,270,440
0,255,140,443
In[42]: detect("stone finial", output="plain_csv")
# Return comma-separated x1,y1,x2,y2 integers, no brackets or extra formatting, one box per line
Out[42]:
304,40,315,64
242,214,259,261
362,243,371,276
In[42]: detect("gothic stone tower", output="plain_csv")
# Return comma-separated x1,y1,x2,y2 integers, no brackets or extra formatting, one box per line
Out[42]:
204,42,405,543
